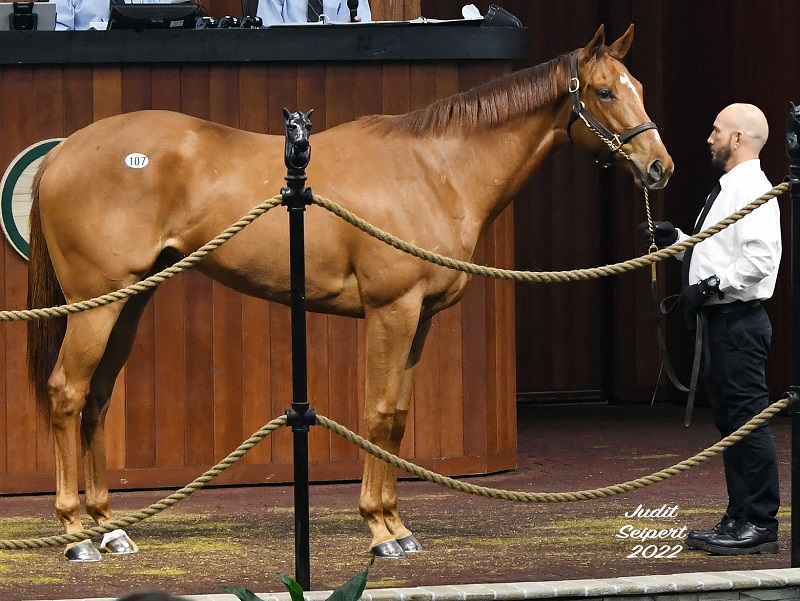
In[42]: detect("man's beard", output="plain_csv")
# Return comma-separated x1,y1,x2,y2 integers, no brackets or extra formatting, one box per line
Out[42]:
711,144,731,171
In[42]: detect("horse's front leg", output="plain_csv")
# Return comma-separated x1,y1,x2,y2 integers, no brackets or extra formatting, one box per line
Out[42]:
359,299,424,558
379,316,431,555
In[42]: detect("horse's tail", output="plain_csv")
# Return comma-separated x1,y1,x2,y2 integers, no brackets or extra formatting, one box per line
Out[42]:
27,147,66,415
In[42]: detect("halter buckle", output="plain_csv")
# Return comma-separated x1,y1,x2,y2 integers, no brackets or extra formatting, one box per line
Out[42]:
568,77,580,94
609,134,623,151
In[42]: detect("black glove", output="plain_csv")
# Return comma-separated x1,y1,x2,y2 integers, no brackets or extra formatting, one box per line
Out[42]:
636,221,678,247
680,275,721,329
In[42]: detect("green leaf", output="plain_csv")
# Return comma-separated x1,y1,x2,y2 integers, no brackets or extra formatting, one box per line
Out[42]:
326,557,375,601
276,571,307,601
221,586,264,601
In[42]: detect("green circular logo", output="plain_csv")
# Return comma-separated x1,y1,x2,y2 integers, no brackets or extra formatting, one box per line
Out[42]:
1,139,63,260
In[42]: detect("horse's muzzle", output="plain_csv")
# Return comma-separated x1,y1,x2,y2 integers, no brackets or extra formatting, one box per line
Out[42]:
642,158,672,190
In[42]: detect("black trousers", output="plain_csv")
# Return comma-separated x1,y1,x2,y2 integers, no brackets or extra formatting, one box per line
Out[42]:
704,303,780,532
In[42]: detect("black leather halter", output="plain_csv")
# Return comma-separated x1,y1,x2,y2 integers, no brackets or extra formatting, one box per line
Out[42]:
566,52,658,167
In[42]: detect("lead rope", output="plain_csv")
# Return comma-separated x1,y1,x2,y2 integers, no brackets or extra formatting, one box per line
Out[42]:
643,189,665,405
642,187,705,425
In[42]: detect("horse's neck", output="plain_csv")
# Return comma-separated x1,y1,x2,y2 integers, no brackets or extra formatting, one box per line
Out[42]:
434,108,566,237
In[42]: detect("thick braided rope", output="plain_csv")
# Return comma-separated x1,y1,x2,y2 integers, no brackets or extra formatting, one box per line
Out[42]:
0,415,287,550
317,397,789,503
312,181,790,282
0,196,284,322
1,399,786,550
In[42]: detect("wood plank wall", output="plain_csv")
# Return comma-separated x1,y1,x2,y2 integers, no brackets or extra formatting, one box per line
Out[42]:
0,59,516,493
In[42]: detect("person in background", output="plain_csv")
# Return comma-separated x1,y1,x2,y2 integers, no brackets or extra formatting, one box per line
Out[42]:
55,0,109,29
642,103,781,555
257,0,370,25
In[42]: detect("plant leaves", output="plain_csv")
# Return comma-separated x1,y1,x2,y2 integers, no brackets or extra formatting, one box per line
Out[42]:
326,557,375,601
221,586,265,601
276,571,307,601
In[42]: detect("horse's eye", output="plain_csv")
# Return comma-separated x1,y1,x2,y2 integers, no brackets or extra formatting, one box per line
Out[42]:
597,88,615,101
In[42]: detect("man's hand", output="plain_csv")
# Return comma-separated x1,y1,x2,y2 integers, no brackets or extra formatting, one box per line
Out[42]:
680,275,721,329
636,221,678,247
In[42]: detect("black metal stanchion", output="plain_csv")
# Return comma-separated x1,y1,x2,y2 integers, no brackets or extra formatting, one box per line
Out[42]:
786,101,800,567
281,108,316,590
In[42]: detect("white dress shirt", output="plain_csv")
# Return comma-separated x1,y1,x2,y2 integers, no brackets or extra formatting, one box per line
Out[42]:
257,0,371,25
675,159,781,304
55,0,109,29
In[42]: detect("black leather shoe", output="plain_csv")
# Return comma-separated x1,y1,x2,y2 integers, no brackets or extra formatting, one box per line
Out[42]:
685,514,737,548
693,521,778,555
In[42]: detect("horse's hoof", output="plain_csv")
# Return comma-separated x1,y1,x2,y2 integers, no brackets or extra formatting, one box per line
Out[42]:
396,534,423,554
370,540,406,558
100,529,139,555
65,540,102,562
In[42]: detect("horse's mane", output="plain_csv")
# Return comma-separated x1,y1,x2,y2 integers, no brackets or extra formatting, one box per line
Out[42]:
361,52,573,135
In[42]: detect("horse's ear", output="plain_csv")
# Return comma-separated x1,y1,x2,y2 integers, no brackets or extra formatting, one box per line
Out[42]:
608,24,635,60
582,24,606,60
283,107,290,119
305,108,314,119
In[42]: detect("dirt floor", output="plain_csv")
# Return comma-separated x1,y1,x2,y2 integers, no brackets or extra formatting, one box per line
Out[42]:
0,402,795,601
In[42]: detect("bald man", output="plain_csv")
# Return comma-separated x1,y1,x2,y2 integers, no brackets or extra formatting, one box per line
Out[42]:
642,103,782,555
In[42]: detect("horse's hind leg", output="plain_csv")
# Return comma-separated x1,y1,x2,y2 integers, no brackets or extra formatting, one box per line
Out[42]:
48,303,125,562
81,290,157,557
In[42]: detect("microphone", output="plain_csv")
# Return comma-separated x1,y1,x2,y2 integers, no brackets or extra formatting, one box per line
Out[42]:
347,0,358,22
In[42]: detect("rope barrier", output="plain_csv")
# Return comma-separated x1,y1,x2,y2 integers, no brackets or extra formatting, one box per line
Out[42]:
0,415,287,550
317,397,789,502
1,397,789,549
0,175,790,549
1,182,788,323
1,196,284,322
310,182,790,283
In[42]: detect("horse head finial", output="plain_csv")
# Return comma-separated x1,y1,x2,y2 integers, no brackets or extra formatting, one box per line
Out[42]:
787,102,800,161
283,107,314,171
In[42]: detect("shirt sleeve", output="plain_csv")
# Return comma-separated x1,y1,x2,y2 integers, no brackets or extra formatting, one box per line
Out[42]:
719,183,780,292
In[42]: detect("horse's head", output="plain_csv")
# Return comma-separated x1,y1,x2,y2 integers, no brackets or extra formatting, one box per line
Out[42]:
283,107,314,170
567,24,673,190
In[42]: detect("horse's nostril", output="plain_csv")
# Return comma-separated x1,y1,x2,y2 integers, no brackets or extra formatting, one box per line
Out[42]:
648,159,664,181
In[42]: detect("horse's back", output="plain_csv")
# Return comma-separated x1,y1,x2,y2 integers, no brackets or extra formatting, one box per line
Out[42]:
36,110,287,292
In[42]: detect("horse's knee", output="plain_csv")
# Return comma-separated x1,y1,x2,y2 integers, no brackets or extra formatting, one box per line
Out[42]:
55,493,82,526
359,490,383,521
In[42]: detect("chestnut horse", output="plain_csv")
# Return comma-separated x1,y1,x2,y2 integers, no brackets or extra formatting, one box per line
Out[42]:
27,24,673,561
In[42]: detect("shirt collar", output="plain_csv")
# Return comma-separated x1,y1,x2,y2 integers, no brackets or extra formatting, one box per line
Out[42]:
719,158,762,189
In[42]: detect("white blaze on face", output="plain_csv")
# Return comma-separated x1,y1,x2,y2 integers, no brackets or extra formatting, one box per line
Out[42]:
619,73,641,103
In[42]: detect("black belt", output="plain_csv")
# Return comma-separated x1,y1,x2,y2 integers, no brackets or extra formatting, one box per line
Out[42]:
705,299,761,315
